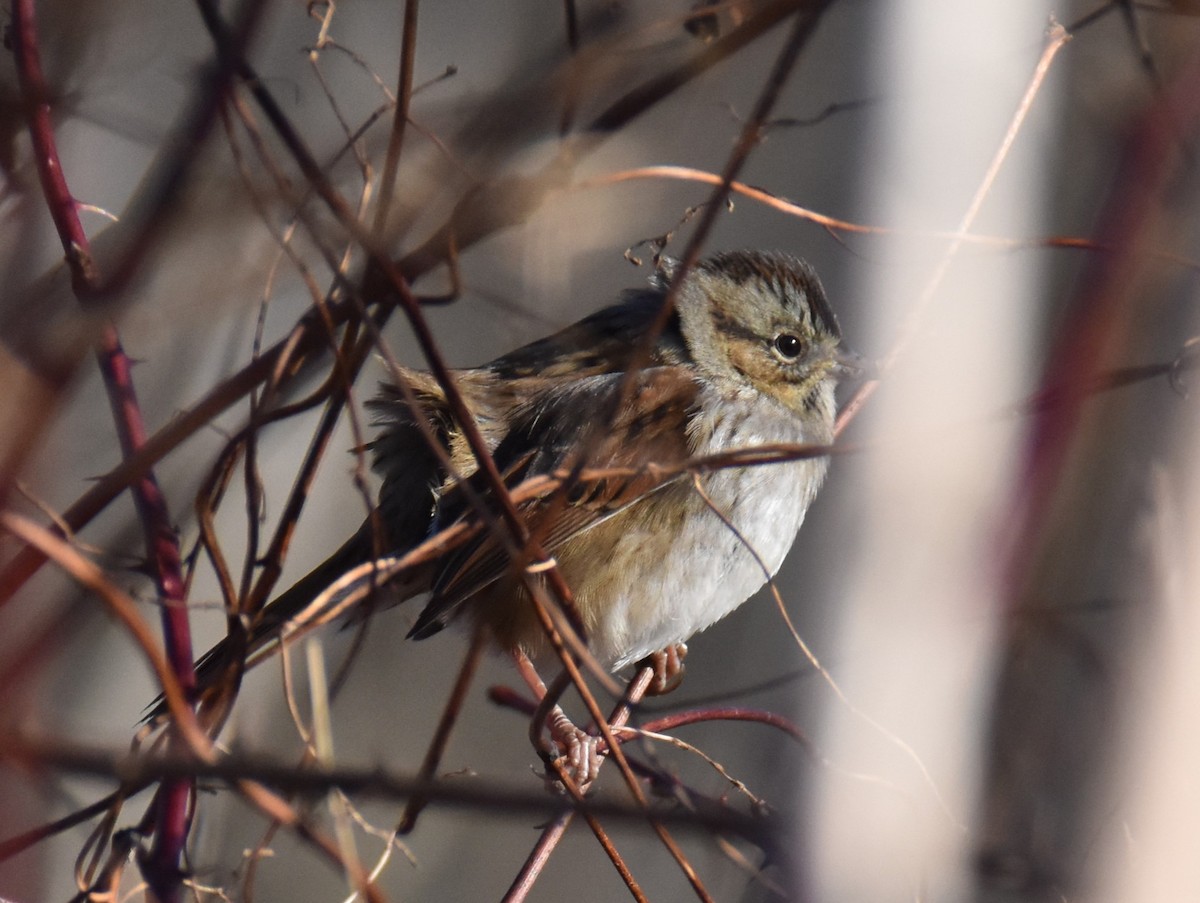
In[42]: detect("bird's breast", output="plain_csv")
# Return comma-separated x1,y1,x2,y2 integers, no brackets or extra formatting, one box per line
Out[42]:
572,388,831,668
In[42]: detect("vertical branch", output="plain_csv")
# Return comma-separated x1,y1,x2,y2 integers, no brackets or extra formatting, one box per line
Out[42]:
562,0,579,53
9,0,91,290
373,0,420,235
5,1,227,899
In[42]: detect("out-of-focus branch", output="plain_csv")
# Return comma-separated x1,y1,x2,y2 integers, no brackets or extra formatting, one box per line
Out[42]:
4,1,267,897
0,733,777,843
976,34,1200,903
372,0,419,235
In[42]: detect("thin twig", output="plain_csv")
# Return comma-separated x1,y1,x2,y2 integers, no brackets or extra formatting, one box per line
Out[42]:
397,628,487,834
236,781,386,903
578,164,1200,274
689,474,964,829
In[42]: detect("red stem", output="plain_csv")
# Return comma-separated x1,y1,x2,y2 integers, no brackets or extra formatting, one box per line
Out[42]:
10,2,196,899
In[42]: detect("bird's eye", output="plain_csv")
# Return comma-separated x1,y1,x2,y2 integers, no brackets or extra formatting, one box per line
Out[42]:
773,333,804,359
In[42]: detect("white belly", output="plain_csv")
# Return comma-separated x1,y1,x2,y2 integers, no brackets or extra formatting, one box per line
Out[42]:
588,388,830,668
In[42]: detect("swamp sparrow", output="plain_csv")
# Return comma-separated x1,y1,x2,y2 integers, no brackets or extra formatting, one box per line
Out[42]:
175,250,854,717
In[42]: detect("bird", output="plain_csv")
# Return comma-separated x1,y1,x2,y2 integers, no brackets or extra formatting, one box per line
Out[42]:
159,249,855,725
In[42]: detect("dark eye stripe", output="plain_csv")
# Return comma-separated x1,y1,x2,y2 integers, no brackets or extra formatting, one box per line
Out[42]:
709,309,762,345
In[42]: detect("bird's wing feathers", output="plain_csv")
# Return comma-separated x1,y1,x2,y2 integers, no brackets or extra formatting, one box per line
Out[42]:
407,366,700,639
484,291,687,380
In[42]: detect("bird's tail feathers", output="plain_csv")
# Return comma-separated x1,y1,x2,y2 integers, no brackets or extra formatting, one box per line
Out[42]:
142,521,399,725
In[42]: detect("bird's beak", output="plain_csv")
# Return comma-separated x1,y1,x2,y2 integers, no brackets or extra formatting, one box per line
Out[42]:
832,346,873,380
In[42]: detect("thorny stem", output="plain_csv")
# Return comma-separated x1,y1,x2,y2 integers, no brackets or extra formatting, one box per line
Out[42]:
0,514,213,761
5,0,251,897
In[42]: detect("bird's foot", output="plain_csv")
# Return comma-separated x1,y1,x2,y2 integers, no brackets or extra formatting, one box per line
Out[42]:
638,642,688,696
545,708,603,794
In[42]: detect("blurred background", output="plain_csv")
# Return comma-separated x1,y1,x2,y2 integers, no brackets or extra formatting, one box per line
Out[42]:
2,1,1199,900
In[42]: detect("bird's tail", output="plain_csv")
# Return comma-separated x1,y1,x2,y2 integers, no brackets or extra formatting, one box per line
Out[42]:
142,523,375,725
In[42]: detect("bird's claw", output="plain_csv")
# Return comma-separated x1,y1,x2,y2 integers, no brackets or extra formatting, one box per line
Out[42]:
545,710,603,793
639,642,688,696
